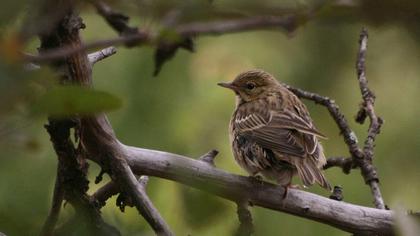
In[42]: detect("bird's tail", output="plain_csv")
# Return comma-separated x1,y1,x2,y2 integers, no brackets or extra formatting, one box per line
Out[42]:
293,158,332,191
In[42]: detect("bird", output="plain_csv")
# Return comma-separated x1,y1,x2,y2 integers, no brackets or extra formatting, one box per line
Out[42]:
218,69,332,193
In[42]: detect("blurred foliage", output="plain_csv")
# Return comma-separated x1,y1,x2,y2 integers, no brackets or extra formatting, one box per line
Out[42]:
32,86,122,117
1,0,420,235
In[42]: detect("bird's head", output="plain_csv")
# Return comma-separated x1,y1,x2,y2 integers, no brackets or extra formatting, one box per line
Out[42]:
218,69,280,102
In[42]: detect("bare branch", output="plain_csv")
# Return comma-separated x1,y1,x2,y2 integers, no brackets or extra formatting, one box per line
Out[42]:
284,29,387,210
36,3,393,234
73,112,394,235
93,181,119,208
88,46,117,65
176,15,297,36
25,32,150,63
122,142,393,235
23,63,40,71
283,84,364,159
93,1,138,37
24,14,298,63
235,201,254,236
40,166,64,236
93,176,150,209
40,9,171,235
111,161,173,236
355,28,385,209
324,156,355,174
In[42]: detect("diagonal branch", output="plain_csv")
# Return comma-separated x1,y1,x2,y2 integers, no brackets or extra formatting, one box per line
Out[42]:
283,84,365,160
40,165,64,236
38,6,119,234
39,8,173,235
92,1,138,37
111,160,173,236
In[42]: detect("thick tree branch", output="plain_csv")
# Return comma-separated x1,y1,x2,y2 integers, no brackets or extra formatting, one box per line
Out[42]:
58,12,173,235
39,8,172,235
78,114,394,235
43,118,119,236
124,145,393,235
38,6,119,234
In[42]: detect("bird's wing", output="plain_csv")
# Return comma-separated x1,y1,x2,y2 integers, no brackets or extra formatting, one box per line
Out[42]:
234,109,325,157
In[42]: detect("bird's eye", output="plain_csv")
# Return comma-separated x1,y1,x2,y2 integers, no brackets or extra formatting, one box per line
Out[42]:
246,82,256,90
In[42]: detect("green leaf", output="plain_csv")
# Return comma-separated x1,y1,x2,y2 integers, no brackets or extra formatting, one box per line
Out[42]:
32,86,122,117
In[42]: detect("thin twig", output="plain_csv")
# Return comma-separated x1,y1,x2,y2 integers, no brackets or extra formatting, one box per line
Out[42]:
88,46,117,65
40,167,64,236
92,1,138,37
93,176,151,209
92,182,119,208
24,14,297,63
176,15,296,36
112,160,173,236
25,32,150,63
324,156,355,174
40,9,166,234
355,28,385,209
235,201,254,236
283,84,364,160
285,28,386,209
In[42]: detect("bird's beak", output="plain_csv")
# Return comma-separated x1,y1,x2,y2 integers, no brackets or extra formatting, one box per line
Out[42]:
217,82,237,91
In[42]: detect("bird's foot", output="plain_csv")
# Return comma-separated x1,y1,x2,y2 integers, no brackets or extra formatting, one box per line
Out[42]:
248,174,264,184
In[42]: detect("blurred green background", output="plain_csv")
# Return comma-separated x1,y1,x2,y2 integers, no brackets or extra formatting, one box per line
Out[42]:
0,0,420,235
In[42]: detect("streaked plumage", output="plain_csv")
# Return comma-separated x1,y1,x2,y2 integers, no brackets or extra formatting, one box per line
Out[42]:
218,69,331,191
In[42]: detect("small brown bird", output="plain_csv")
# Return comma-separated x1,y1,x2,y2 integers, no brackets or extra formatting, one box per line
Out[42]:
218,69,331,192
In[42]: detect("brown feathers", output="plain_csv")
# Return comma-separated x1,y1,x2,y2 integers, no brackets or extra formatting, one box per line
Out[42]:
220,69,331,191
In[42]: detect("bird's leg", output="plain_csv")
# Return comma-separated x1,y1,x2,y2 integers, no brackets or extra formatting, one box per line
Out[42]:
282,183,301,199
